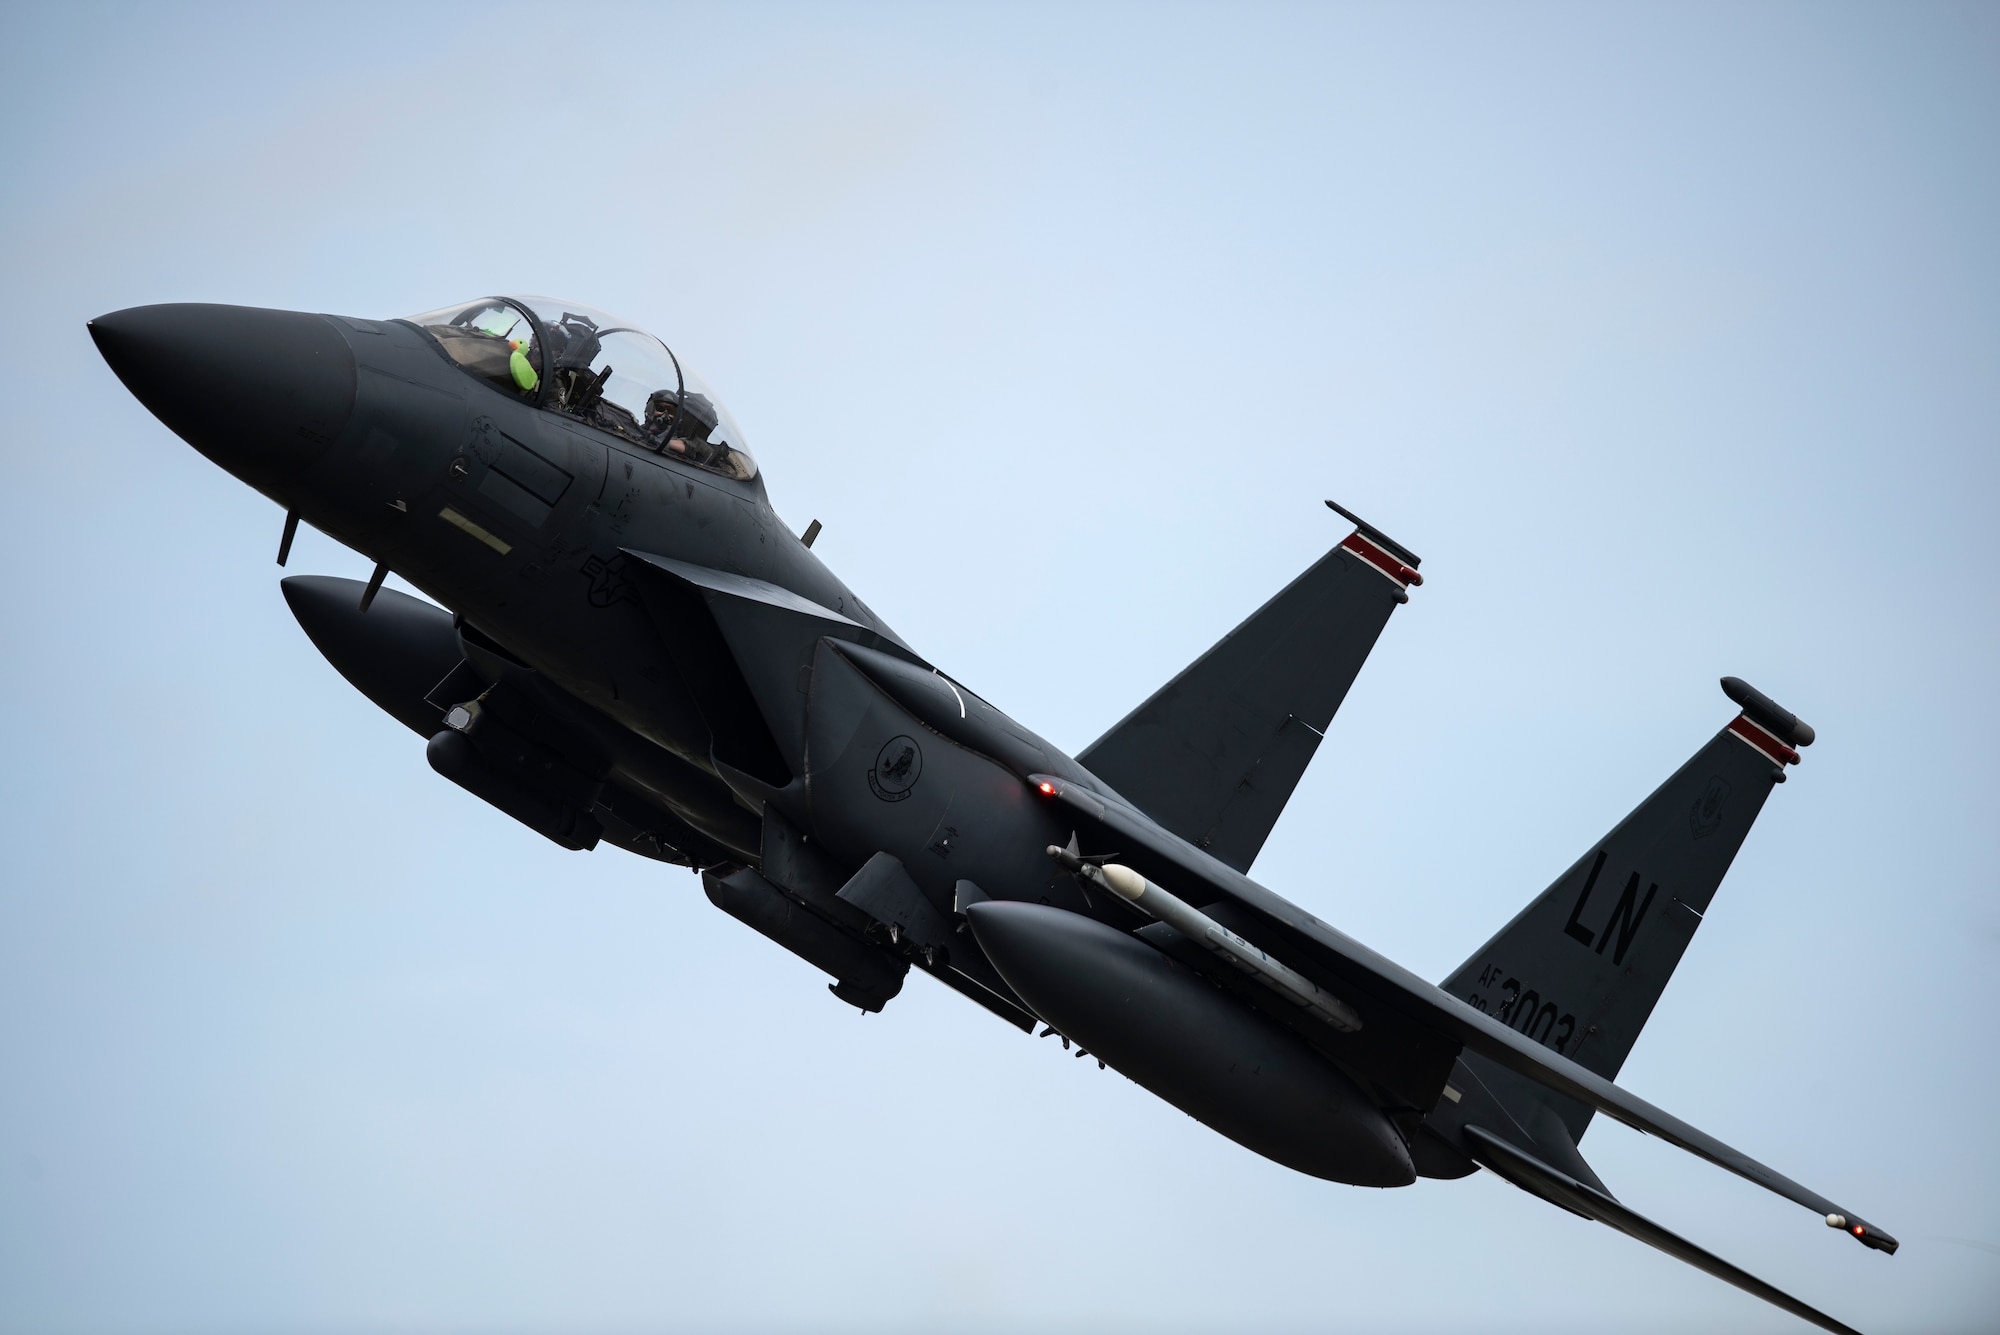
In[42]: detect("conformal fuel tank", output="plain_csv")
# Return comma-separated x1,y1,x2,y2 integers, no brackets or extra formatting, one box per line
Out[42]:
967,899,1414,1187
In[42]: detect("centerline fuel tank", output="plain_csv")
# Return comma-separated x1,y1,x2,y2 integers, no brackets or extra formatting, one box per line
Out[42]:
967,899,1415,1187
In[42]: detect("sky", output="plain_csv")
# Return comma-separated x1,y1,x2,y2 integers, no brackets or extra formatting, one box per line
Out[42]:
1,2,1996,1332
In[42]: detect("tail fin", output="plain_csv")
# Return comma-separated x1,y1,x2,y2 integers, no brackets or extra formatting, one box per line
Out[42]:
1441,677,1816,1141
1077,500,1421,873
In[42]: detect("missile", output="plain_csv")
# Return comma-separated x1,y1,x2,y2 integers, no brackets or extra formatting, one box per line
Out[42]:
1051,849,1362,1034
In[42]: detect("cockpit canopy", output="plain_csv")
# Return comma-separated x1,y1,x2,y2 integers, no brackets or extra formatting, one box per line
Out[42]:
404,296,756,481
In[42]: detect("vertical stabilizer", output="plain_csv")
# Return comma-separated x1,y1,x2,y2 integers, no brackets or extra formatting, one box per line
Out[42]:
1440,678,1815,1142
1078,501,1420,872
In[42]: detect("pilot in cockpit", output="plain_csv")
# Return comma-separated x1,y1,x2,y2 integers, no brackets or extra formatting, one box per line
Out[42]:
642,389,676,440
646,388,725,466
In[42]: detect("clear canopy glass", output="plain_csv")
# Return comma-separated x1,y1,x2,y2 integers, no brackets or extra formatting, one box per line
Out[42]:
402,295,755,481
405,298,540,400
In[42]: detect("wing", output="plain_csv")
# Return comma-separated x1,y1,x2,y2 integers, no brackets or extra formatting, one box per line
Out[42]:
1463,1127,1863,1335
1027,772,1898,1254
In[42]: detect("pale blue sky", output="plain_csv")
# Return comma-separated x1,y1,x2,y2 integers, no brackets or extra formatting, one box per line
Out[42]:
2,4,1995,1332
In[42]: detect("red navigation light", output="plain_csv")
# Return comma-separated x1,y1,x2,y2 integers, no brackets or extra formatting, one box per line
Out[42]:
1853,1225,1865,1237
1038,781,1055,795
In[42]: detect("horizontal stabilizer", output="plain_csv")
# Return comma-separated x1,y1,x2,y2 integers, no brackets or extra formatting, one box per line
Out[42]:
1463,1126,1861,1335
1077,502,1420,872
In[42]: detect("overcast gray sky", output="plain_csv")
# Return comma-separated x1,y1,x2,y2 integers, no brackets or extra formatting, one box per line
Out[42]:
2,3,1996,1332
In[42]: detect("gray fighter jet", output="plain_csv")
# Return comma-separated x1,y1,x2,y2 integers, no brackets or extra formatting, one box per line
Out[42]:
91,297,1894,1332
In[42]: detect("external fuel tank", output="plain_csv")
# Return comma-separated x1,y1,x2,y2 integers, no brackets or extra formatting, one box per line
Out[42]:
967,899,1415,1187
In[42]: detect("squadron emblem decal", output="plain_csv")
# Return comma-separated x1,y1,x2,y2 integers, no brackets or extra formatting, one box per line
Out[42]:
580,552,641,608
868,734,923,802
1689,775,1730,839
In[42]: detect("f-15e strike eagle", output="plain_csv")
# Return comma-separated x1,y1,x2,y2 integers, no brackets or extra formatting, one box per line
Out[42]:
91,296,1894,1332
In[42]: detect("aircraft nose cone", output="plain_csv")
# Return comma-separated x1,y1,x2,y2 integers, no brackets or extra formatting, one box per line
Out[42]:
89,303,356,488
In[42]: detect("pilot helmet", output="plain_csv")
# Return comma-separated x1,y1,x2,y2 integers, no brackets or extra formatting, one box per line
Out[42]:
643,388,678,430
545,312,602,370
677,390,719,441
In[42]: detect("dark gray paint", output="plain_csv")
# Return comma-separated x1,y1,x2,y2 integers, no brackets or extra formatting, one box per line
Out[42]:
1439,721,1788,1144
1077,537,1406,871
837,852,952,951
87,298,1898,1331
1464,1127,1861,1335
967,899,1415,1187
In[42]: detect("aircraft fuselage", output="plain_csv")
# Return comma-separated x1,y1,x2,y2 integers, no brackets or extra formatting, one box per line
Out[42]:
89,297,1896,1333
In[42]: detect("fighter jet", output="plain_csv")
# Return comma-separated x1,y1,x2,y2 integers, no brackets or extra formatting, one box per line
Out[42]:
90,296,1893,1332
